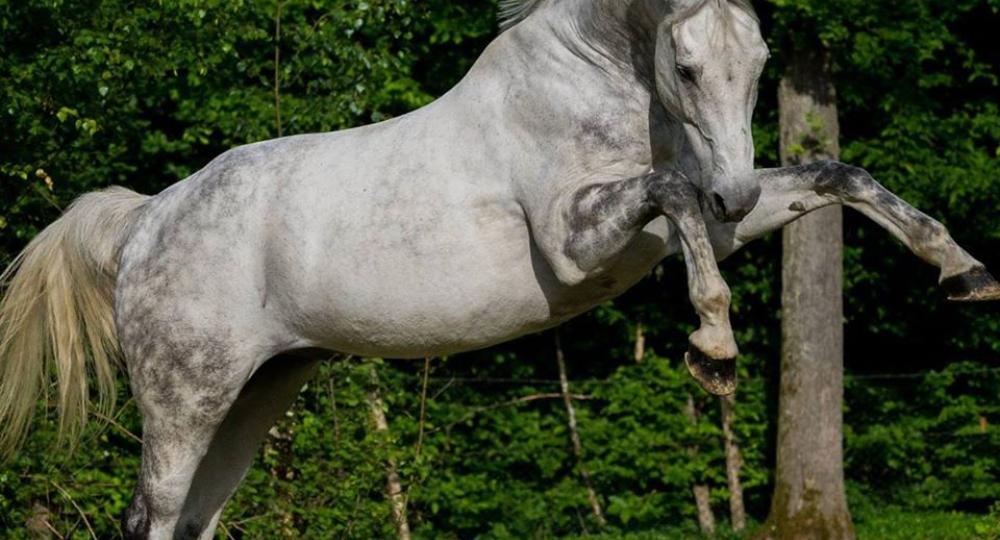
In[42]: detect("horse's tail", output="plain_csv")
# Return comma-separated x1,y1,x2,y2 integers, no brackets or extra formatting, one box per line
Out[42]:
0,186,149,458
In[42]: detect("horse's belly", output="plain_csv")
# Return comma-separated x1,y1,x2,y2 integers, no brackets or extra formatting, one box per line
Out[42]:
277,215,674,358
276,219,551,357
307,280,555,358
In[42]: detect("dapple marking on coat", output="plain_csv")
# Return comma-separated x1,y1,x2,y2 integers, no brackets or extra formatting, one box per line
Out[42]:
1,0,997,538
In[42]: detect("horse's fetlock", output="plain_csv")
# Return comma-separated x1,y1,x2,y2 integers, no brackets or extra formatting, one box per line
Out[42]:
698,281,731,312
922,222,948,244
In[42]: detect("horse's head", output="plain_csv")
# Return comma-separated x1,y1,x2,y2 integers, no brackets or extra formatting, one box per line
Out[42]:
653,0,768,222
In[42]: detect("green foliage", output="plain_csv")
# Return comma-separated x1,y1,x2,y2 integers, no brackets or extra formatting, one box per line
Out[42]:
1,0,999,538
0,0,494,255
846,363,1000,510
975,502,1000,540
853,508,992,540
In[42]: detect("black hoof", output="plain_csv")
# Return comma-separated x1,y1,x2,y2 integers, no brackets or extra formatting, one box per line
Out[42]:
685,346,737,396
942,267,1000,302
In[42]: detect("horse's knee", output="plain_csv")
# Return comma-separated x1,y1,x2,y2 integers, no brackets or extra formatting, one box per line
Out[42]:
812,160,870,196
649,170,699,211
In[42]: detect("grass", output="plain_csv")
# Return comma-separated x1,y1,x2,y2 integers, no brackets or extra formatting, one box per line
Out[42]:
557,507,999,540
854,509,997,540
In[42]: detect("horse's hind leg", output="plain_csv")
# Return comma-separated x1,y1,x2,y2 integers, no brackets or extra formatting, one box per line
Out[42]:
177,352,321,539
122,347,243,539
121,334,316,540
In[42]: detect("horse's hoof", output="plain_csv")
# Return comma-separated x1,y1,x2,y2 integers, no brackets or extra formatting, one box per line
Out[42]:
942,267,1000,302
685,346,737,396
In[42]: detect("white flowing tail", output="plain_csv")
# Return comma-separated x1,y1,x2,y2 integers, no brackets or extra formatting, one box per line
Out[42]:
0,187,149,457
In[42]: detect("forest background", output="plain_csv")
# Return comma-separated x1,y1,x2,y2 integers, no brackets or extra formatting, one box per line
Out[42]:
1,0,999,538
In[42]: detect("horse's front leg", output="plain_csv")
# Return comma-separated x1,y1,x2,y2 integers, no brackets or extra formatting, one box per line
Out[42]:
716,160,1000,300
565,171,738,395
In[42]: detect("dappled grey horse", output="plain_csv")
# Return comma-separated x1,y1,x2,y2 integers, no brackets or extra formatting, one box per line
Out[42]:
1,0,997,538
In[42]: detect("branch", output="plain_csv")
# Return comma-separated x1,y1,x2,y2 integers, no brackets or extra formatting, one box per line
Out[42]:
273,2,283,137
89,407,142,444
367,365,411,540
431,393,594,434
416,357,431,456
556,331,606,526
47,479,97,540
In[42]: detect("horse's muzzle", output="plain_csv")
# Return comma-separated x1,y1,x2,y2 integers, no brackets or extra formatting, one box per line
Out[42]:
708,182,760,223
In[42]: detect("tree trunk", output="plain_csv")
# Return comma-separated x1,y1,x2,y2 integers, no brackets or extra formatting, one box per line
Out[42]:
720,394,746,532
367,365,412,540
555,332,607,527
685,394,716,535
633,321,646,363
693,485,716,536
757,41,856,540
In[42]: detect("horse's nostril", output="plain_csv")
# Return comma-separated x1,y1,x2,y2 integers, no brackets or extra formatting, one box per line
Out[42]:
713,193,727,216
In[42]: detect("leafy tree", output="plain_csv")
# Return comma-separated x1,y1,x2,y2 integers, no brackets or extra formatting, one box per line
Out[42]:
0,0,997,538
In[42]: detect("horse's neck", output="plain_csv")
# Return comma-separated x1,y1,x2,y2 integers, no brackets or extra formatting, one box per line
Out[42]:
547,0,664,85
454,0,679,176
477,1,660,113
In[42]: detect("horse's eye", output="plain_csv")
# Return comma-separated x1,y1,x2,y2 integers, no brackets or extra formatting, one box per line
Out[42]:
676,64,696,84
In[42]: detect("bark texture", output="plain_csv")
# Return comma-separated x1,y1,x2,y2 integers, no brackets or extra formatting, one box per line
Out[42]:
555,332,607,526
685,394,716,535
720,394,746,532
634,321,646,362
368,366,412,540
756,41,856,540
693,484,716,535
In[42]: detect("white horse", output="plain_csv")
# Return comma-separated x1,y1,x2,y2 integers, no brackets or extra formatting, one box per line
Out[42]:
1,0,996,537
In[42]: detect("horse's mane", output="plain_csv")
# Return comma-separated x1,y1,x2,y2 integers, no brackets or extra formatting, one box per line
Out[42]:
498,0,547,31
498,0,758,32
673,0,759,24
